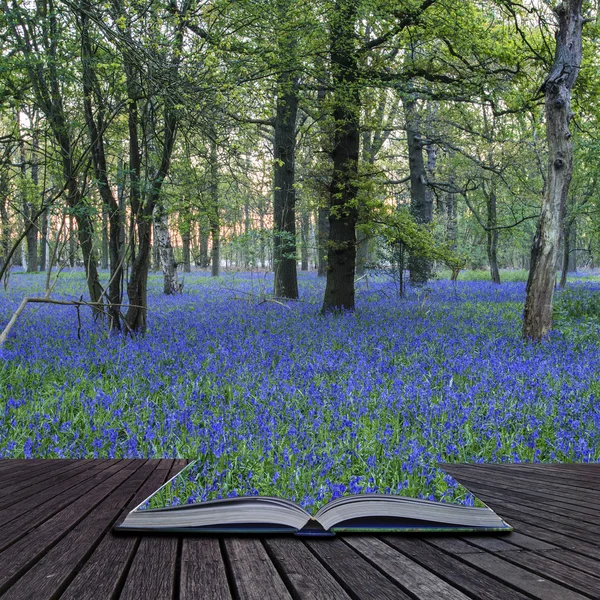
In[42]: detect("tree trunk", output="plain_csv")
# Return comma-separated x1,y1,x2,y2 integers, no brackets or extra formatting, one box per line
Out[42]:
182,228,191,273
69,217,76,268
523,0,583,341
27,137,39,271
404,94,433,284
39,207,48,271
101,204,109,270
199,217,209,268
486,187,501,284
209,138,220,277
559,218,576,288
317,206,329,276
273,11,299,299
446,172,457,250
154,203,179,294
300,211,309,271
355,229,368,277
0,175,9,271
322,0,360,312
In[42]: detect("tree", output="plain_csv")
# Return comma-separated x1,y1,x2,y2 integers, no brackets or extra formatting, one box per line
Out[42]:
523,0,585,341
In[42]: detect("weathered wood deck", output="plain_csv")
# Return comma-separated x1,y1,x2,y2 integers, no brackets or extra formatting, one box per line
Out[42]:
0,460,598,599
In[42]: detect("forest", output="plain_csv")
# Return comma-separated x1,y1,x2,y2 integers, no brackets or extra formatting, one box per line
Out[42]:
1,0,600,505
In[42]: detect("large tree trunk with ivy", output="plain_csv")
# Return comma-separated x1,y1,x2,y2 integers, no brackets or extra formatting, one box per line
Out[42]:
523,0,583,341
321,0,360,312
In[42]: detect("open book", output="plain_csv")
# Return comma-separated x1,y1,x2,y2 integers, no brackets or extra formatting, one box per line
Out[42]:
116,463,512,536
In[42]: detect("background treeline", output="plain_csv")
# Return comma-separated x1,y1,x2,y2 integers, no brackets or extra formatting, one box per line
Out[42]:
0,0,598,333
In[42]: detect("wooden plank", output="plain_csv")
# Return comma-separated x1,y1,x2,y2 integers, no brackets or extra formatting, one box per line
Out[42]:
60,460,178,600
345,536,471,600
0,460,110,518
456,490,600,547
119,536,179,600
497,532,557,552
180,538,233,600
0,459,138,594
306,537,412,600
0,459,61,478
264,537,351,600
224,538,293,600
0,460,86,503
458,534,550,554
492,548,600,597
0,460,73,491
447,465,600,504
382,536,530,600
0,460,155,600
484,516,600,561
449,548,590,600
532,548,600,580
0,460,122,552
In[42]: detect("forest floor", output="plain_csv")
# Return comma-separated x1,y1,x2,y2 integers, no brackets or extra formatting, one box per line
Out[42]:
1,269,599,511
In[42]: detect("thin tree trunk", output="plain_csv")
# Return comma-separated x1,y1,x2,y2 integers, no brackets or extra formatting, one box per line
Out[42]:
486,187,501,284
317,206,329,276
154,203,179,294
199,217,209,268
101,204,109,270
39,207,48,271
300,211,309,271
209,138,220,277
27,136,39,271
446,173,457,250
322,0,360,312
523,0,584,340
0,177,9,271
182,227,191,273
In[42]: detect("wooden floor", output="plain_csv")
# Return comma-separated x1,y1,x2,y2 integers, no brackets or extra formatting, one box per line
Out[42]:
0,461,599,600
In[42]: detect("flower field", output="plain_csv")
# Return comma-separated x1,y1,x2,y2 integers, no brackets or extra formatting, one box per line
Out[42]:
1,270,600,511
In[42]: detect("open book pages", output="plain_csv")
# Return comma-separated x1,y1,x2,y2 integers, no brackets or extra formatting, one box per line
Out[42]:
116,460,511,532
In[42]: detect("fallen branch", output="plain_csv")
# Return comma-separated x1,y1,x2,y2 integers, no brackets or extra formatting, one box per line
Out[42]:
0,297,145,347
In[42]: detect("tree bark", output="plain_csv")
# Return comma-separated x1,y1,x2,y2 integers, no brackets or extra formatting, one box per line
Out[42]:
486,186,501,284
321,0,360,312
199,217,210,268
559,218,576,288
101,204,109,270
154,202,179,294
317,206,329,276
39,206,48,271
209,138,220,277
273,2,299,299
523,0,584,341
404,94,433,284
27,136,39,271
300,211,309,271
182,227,191,273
